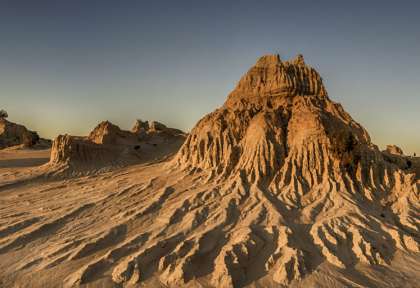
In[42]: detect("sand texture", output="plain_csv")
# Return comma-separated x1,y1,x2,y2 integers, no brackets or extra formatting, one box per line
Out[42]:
0,55,419,287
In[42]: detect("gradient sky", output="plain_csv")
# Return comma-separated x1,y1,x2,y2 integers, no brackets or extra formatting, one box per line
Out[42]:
0,1,419,154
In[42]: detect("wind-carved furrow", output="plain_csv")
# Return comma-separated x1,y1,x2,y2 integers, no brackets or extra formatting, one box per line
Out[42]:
113,183,146,199
272,245,307,285
156,199,193,237
121,186,175,220
211,226,276,287
0,217,41,239
168,200,191,225
157,239,198,286
17,239,82,271
104,196,242,287
97,181,159,220
111,233,184,286
69,224,127,260
0,203,94,254
152,197,244,287
308,215,413,270
208,222,314,288
63,233,150,287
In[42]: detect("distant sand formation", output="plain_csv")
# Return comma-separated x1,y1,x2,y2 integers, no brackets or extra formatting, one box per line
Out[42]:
0,115,50,149
49,119,186,174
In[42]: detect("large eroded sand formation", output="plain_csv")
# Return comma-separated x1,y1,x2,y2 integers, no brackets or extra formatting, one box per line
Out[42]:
0,55,419,287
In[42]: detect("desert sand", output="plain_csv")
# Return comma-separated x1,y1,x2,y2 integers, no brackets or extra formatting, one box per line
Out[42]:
0,55,419,288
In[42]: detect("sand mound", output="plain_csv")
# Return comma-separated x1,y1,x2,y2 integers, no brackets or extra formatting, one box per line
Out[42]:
174,54,404,187
0,55,418,288
0,118,47,149
166,54,419,286
49,120,185,173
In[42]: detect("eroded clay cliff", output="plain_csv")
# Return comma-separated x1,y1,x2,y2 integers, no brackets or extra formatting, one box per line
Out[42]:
49,120,185,172
0,118,44,149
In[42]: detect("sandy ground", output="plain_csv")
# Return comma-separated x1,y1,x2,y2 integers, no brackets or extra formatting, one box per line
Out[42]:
0,147,50,169
0,148,51,185
0,149,419,288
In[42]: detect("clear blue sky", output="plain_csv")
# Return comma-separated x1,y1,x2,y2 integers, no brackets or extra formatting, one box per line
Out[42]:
0,1,419,154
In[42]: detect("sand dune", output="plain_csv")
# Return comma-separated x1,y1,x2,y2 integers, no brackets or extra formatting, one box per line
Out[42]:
0,55,419,287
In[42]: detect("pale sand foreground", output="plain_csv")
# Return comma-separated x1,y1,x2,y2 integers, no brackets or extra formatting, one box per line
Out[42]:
0,147,50,185
0,149,419,288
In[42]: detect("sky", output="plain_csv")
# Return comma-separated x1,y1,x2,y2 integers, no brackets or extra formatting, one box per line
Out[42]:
0,0,419,154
